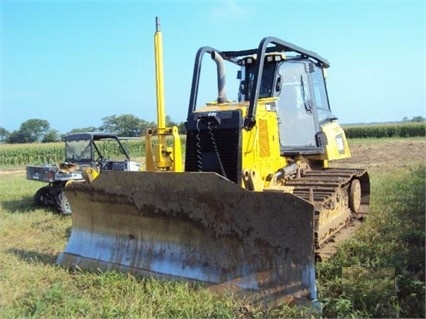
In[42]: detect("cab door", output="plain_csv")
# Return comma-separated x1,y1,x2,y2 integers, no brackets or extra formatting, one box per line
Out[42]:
278,60,329,155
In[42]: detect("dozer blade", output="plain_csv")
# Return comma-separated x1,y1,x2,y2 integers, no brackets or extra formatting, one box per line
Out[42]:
57,171,316,308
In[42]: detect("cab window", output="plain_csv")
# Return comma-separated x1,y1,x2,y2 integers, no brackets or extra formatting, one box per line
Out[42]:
311,66,332,123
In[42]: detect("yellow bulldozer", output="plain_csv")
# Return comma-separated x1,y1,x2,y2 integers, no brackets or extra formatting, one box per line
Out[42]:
57,18,370,308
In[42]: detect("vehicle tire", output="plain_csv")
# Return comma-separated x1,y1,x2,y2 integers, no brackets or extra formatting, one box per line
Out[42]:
34,186,52,207
56,191,72,215
349,179,361,214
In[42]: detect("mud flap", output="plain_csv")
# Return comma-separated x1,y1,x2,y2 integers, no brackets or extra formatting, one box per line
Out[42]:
57,171,315,308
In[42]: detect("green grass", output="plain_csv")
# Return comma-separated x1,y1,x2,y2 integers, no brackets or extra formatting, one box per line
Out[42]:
0,140,425,318
317,165,425,318
6,272,238,318
0,173,242,318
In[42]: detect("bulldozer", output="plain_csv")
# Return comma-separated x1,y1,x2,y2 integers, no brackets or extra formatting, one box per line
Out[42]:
57,18,370,308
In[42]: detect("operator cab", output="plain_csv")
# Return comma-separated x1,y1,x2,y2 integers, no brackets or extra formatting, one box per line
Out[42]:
238,55,333,155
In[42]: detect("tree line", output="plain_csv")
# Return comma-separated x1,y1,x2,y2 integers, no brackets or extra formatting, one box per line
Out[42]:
0,114,186,144
0,114,424,144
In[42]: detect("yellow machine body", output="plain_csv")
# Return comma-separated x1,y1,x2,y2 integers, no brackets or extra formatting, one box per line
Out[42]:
195,99,288,191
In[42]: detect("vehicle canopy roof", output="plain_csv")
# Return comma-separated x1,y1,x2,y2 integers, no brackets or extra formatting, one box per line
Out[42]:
65,132,121,142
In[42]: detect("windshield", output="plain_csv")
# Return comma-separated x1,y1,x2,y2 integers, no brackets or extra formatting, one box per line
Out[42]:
65,139,92,162
93,139,129,161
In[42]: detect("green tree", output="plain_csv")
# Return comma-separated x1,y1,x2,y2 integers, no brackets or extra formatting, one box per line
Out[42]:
165,115,177,126
99,114,154,137
165,116,186,134
177,121,186,134
403,115,425,122
411,116,425,122
7,130,29,143
7,119,50,143
67,127,99,134
42,129,60,143
0,127,10,142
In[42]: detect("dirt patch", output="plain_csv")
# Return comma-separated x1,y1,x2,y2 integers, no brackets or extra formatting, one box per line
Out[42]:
0,169,25,177
331,138,426,173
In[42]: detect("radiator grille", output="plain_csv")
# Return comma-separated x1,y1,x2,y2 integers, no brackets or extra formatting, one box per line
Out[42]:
185,128,241,184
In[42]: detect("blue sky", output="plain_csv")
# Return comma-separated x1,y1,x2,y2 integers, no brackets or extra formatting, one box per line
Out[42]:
1,0,425,134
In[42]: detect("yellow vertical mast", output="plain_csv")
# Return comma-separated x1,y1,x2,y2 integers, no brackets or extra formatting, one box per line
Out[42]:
154,16,166,132
145,17,182,172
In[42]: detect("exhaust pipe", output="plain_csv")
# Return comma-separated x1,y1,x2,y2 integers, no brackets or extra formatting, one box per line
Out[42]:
211,51,227,103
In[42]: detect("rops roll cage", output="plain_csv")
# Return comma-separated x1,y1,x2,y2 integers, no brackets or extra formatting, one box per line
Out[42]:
188,36,330,131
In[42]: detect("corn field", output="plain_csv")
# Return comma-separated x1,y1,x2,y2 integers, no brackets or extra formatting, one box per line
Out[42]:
343,122,425,138
0,143,64,166
0,140,145,166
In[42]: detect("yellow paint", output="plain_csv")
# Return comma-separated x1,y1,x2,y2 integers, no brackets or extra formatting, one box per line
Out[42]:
145,18,183,172
194,98,287,191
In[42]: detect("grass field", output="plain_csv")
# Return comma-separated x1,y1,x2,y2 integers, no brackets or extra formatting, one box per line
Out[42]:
0,138,424,318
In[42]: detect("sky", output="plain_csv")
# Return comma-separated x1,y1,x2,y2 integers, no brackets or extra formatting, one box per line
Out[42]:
1,0,425,134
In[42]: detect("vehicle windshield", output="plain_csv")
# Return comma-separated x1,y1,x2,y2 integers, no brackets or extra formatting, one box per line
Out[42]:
65,139,92,162
93,139,129,161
